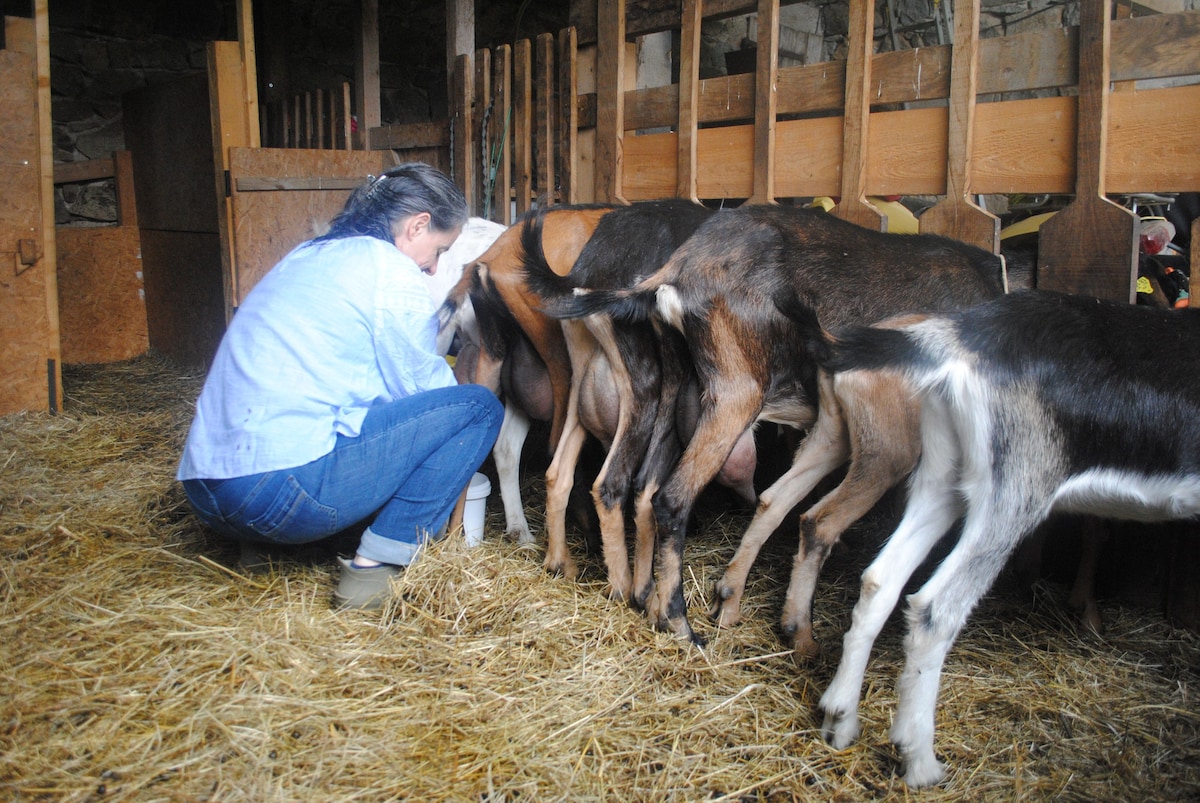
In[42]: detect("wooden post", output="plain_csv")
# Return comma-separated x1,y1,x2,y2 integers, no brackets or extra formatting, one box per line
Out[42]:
473,48,492,216
749,0,779,204
676,0,701,202
354,0,381,150
834,0,885,230
595,0,626,203
446,0,474,116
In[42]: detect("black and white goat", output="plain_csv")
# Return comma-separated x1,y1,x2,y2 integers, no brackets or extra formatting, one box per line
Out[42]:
793,289,1200,787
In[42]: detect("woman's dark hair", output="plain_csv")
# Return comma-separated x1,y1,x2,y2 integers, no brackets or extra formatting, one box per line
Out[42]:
317,162,469,242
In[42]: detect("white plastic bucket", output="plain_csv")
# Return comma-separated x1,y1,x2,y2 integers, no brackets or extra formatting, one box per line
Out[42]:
463,472,491,547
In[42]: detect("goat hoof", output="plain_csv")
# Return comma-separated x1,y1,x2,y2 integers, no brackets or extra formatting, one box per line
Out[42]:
791,635,822,661
543,557,580,581
708,592,743,628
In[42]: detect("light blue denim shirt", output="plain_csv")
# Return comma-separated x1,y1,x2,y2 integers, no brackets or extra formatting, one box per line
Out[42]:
177,235,455,480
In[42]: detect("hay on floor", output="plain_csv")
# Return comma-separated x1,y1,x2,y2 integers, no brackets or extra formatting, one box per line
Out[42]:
1,353,1198,801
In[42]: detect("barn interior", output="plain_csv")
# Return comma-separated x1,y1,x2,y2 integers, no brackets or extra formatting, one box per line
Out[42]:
2,0,1200,798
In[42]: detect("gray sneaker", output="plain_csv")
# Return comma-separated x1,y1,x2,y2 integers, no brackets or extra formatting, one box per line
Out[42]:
332,557,401,610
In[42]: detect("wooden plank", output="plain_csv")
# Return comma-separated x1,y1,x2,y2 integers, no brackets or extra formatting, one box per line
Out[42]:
618,84,1200,201
353,0,381,150
514,38,534,216
919,0,1000,253
749,0,779,204
235,0,260,148
595,0,626,203
113,150,137,227
834,0,885,230
675,0,701,201
452,54,474,207
1038,0,1139,302
56,226,147,364
340,82,352,150
473,47,492,215
558,29,579,206
235,176,365,191
536,32,556,205
492,44,514,222
53,158,115,184
209,39,255,323
369,120,451,150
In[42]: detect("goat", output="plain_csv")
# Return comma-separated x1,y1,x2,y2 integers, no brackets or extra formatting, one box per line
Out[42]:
438,205,618,552
802,289,1200,787
524,199,757,601
550,204,1010,645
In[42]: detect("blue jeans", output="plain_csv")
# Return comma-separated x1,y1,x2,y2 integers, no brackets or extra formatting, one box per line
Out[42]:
182,385,503,565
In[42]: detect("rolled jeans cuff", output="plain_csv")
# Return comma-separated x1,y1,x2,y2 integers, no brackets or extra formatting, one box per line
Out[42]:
357,525,428,566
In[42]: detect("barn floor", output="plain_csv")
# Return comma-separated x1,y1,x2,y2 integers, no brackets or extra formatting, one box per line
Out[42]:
2,353,1199,801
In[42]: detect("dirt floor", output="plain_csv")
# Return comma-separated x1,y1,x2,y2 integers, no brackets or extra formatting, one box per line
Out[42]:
1,354,1198,801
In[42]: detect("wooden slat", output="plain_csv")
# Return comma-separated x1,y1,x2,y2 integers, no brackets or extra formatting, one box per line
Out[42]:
340,82,352,150
1038,0,1139,302
53,157,115,184
595,0,626,203
919,0,999,253
536,32,556,205
834,0,884,229
675,0,701,201
369,120,451,150
234,0,260,148
452,54,474,207
235,176,365,191
113,150,137,227
514,39,534,216
473,48,492,215
492,44,514,222
558,29,579,206
749,0,779,204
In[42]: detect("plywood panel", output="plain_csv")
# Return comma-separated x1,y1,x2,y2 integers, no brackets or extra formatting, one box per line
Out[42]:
0,46,52,414
228,147,388,305
56,226,148,364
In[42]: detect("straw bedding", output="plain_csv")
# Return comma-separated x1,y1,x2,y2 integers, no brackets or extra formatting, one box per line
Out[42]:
2,353,1198,801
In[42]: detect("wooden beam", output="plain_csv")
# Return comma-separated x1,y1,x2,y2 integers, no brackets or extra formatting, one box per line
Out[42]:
749,0,779,204
452,55,475,208
493,44,514,222
473,48,492,215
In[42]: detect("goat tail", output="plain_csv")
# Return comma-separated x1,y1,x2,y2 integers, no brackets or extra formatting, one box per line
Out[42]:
773,292,930,375
528,258,660,322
